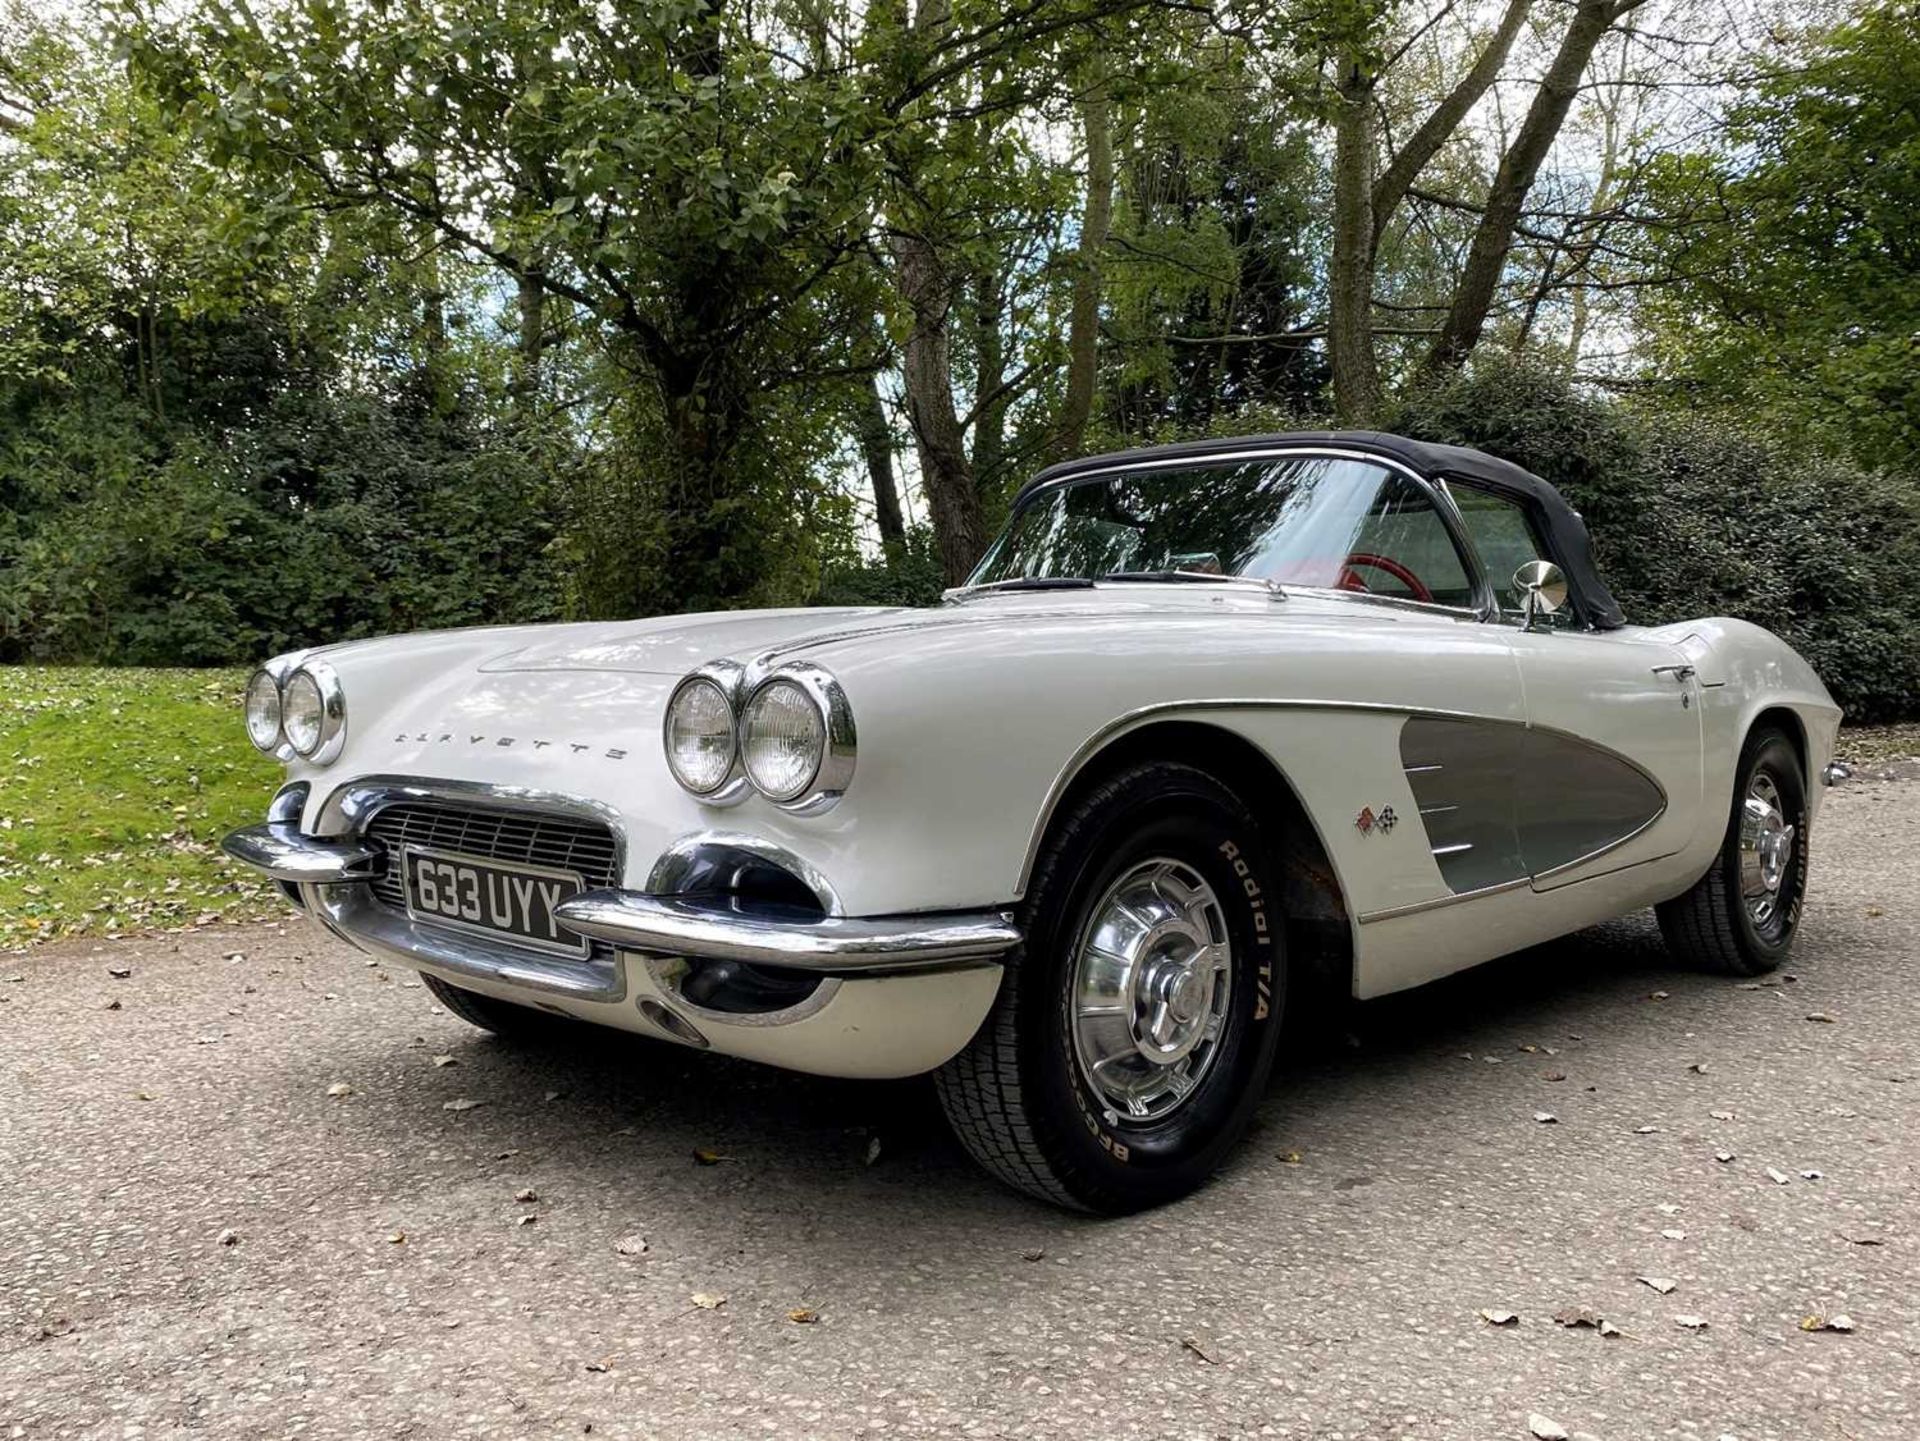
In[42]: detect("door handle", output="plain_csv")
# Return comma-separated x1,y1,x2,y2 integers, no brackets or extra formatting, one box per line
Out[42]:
1650,664,1696,682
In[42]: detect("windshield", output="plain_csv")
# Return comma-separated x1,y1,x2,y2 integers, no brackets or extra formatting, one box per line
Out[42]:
970,456,1478,606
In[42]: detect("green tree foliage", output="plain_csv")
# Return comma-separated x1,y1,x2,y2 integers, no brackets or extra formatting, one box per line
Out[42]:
1639,3,1920,472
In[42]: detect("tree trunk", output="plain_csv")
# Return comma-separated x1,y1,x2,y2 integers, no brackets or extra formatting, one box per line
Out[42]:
892,231,984,585
1327,53,1381,424
1055,50,1113,460
971,265,1009,501
1370,0,1534,242
514,266,545,406
857,372,906,551
1426,0,1635,374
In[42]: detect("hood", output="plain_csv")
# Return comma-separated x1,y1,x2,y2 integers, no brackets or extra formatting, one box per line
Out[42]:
474,590,1344,676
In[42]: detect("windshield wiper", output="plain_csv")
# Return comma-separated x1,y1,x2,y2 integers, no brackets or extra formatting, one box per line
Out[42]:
943,576,1098,602
1099,570,1286,598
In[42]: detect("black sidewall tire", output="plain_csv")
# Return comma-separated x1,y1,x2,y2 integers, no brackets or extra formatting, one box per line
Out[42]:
1727,730,1809,960
1019,768,1285,1210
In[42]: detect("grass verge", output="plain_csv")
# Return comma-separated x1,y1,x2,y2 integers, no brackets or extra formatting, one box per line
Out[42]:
0,666,282,951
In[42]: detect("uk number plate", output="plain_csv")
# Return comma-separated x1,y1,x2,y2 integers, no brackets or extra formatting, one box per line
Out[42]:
402,848,588,958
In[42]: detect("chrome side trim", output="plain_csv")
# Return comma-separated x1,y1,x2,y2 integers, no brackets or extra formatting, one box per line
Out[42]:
1356,877,1532,923
221,822,381,884
552,891,1019,975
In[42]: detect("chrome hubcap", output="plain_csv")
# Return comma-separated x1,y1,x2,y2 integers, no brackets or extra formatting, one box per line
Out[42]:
1069,859,1232,1123
1739,773,1796,926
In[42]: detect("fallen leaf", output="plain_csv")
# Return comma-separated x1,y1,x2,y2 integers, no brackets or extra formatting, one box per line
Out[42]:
1598,1319,1623,1338
443,1098,484,1112
1661,1229,1687,1241
1675,1315,1709,1330
1710,1110,1736,1121
1805,1012,1835,1024
1799,1169,1824,1181
1518,1043,1541,1054
430,1054,457,1068
1545,1071,1567,1082
584,1360,609,1373
1826,1313,1856,1332
614,1235,649,1257
1635,1125,1662,1135
1844,1236,1884,1247
326,1082,352,1099
1179,1334,1219,1364
691,1293,727,1311
1534,1111,1559,1124
107,964,132,979
1688,1062,1709,1075
217,1229,238,1247
1715,1150,1736,1163
387,1231,406,1245
1529,1414,1570,1441
1478,1309,1520,1326
786,1308,819,1324
514,1214,537,1227
1277,1150,1304,1164
1639,1276,1677,1294
105,1000,122,1011
692,1148,728,1166
1021,1248,1046,1262
864,1135,883,1167
1766,1167,1791,1185
1553,1307,1603,1329
1648,990,1669,1001
514,1188,539,1203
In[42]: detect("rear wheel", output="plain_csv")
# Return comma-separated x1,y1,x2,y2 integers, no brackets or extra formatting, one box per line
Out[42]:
935,762,1285,1213
422,973,567,1038
1656,725,1808,976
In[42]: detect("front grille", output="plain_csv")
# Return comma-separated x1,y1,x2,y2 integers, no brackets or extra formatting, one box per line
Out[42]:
362,801,621,914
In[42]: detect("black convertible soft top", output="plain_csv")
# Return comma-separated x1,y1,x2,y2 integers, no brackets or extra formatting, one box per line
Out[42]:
1014,429,1628,630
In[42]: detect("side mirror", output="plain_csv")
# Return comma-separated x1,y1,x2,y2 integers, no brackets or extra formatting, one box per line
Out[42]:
1512,560,1568,631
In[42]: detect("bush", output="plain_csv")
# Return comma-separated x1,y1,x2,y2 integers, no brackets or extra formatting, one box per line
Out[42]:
1388,356,1920,720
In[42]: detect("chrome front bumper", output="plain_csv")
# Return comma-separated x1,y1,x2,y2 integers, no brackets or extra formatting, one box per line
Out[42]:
221,820,1021,979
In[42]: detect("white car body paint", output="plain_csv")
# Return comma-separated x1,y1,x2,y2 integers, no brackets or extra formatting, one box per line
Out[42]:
255,581,1839,1075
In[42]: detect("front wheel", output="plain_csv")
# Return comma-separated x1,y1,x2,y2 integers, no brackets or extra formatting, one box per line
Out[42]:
935,762,1285,1213
1656,725,1808,975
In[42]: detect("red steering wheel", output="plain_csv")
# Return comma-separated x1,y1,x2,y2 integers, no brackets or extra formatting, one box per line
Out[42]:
1337,551,1434,602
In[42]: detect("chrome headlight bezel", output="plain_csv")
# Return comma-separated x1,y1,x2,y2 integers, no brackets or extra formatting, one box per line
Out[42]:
244,668,284,754
280,658,348,765
739,662,856,815
662,660,752,806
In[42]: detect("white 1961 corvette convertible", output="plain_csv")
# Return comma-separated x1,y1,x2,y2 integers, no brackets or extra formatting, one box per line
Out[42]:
224,431,1843,1211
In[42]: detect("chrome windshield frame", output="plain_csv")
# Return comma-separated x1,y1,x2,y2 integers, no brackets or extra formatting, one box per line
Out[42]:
967,444,1499,622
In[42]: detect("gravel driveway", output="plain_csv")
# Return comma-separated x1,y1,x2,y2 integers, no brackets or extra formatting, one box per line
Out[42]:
3,780,1915,1440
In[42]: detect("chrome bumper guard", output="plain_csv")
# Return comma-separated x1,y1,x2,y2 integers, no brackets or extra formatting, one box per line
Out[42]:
552,891,1022,975
221,822,381,885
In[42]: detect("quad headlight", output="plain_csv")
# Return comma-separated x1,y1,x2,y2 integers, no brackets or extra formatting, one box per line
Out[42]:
663,674,738,796
243,657,347,765
663,660,855,813
244,670,283,752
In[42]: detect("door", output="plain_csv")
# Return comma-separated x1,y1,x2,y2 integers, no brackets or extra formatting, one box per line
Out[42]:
1448,483,1703,888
